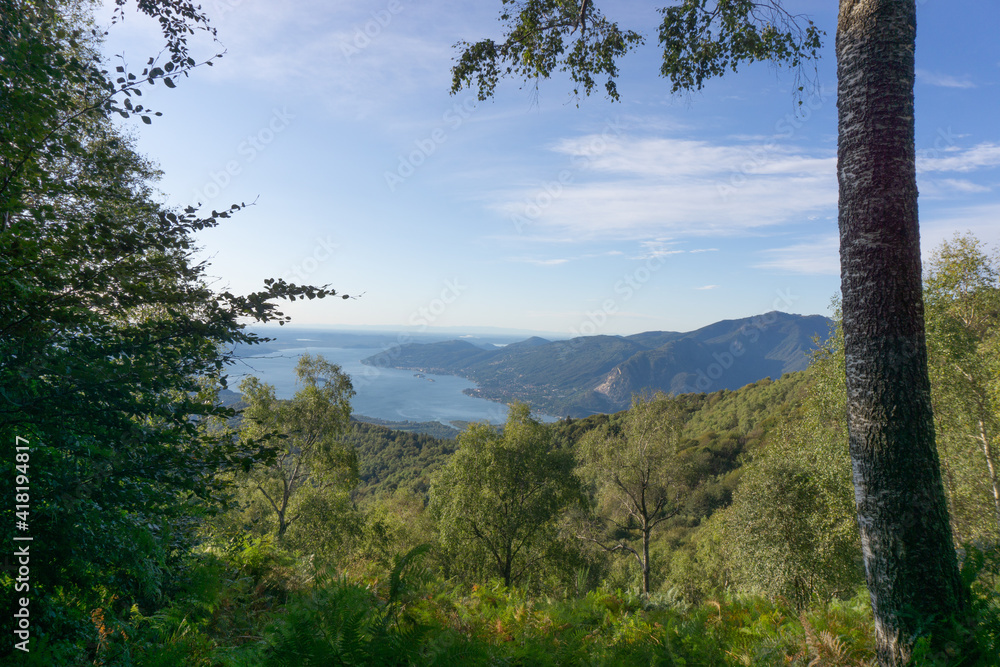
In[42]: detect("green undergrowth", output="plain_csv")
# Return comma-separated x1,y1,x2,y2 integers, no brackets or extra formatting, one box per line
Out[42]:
54,546,883,666
31,541,998,666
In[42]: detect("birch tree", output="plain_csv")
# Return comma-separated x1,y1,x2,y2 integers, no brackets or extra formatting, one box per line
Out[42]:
925,233,1000,542
576,392,690,596
239,354,356,540
450,1,969,662
430,403,578,587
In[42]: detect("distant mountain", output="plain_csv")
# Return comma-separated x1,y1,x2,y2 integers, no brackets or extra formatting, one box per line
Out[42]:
362,312,833,417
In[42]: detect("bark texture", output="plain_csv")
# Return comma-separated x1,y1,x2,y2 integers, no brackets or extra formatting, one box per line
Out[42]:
836,1,966,664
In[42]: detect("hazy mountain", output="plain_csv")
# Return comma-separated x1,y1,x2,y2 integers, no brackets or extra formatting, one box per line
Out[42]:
362,312,833,417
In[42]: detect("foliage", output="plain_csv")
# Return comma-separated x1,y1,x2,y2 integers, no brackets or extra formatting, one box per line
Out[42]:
0,1,346,658
245,545,436,666
347,492,439,574
450,0,644,101
47,547,1000,666
451,0,822,103
924,233,1000,544
431,403,580,587
658,0,823,94
715,316,863,608
576,392,693,595
680,373,808,439
347,420,457,501
235,354,357,541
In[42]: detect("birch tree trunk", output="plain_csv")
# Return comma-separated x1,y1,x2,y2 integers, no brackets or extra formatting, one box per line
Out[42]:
836,1,966,663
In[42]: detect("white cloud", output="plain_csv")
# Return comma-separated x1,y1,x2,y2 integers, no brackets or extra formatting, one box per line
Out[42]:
754,236,840,276
690,248,719,253
755,206,1000,276
638,239,685,259
918,143,1000,173
182,0,483,118
919,178,994,198
695,284,720,290
508,257,570,266
916,69,976,89
493,135,838,240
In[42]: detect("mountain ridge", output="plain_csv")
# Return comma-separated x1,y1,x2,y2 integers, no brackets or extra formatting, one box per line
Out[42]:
362,311,833,417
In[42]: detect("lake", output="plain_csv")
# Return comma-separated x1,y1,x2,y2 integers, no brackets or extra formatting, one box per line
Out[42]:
228,337,513,426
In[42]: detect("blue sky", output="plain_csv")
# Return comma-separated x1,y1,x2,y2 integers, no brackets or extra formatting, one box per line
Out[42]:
97,0,1000,336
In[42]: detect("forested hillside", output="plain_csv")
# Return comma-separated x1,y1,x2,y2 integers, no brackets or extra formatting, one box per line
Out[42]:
364,311,829,416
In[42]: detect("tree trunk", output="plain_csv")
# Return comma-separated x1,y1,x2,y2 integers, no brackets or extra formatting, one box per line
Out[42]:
837,1,966,664
503,546,513,587
976,419,1000,535
641,524,651,596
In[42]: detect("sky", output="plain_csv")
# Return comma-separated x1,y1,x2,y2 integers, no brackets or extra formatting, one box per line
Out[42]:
95,0,1000,337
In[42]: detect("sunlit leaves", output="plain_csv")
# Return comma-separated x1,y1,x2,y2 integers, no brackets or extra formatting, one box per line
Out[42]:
924,233,1000,542
431,403,579,586
235,354,357,542
451,0,822,102
658,0,824,94
451,0,643,101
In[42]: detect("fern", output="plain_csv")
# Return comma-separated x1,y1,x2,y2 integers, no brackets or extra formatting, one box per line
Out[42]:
253,544,434,665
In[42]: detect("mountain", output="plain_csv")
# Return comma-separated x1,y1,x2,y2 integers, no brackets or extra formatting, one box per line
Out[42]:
362,312,832,417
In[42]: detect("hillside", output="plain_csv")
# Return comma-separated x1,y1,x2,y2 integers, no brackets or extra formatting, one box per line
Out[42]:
350,372,810,510
363,311,832,417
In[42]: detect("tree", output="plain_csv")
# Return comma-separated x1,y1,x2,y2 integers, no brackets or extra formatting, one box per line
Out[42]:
450,1,968,661
719,320,863,608
237,354,357,540
924,233,1000,541
576,392,690,596
836,5,966,663
0,1,348,655
430,403,578,587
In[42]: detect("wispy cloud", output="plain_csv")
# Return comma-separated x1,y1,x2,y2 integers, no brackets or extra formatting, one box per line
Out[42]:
754,236,840,276
492,135,838,240
192,0,479,117
508,257,570,266
690,248,719,253
920,178,994,198
916,69,976,89
638,239,685,259
920,204,1000,253
757,206,1000,276
695,284,720,290
917,143,1000,173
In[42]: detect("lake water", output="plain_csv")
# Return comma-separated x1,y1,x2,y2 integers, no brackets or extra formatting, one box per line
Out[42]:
229,344,512,426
